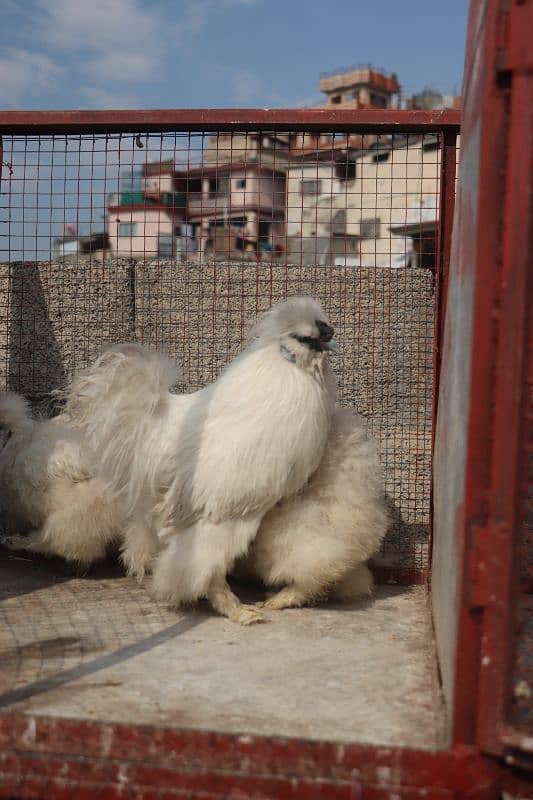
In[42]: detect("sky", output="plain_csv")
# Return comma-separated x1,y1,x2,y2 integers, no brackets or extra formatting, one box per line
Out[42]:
1,0,469,110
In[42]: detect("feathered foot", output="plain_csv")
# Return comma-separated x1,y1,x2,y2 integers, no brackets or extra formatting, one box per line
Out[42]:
120,519,160,580
263,584,314,610
330,563,374,601
207,574,265,625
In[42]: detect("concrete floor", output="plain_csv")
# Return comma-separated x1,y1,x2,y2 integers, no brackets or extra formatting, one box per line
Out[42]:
0,550,447,748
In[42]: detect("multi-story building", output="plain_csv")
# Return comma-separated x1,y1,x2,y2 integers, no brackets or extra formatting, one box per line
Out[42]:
105,67,449,265
286,134,441,268
106,162,187,258
185,161,286,258
106,147,287,260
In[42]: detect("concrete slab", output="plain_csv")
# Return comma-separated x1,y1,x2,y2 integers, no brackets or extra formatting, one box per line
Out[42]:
0,550,446,748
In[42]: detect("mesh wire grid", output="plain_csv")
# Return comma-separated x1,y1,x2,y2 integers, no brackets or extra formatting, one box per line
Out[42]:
0,128,452,575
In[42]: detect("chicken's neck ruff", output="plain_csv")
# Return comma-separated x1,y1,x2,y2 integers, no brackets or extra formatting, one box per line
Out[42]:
276,335,332,379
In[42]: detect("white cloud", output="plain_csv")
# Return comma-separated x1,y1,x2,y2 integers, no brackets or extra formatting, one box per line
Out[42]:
34,0,164,84
79,86,139,108
5,0,261,107
231,69,262,104
174,0,258,38
0,48,63,106
84,51,158,82
36,0,162,53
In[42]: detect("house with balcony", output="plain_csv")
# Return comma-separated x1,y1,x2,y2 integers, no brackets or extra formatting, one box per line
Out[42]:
185,162,286,258
107,162,187,258
107,154,286,260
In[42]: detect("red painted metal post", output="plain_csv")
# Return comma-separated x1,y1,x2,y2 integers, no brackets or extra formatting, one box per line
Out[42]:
475,25,533,763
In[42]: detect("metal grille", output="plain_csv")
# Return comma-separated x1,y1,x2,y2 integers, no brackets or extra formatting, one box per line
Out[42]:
0,117,458,576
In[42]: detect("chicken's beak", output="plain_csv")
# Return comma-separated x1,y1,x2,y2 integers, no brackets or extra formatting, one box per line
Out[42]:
322,338,339,354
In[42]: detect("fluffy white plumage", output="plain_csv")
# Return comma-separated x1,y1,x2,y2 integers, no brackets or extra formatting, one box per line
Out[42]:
234,407,389,608
0,392,122,566
64,297,337,623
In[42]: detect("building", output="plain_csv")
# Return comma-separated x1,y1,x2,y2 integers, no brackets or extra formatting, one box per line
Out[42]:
52,225,110,260
106,159,286,261
185,162,286,258
106,163,187,258
105,67,450,265
287,134,441,268
203,132,291,167
285,142,362,265
406,88,461,110
318,65,400,109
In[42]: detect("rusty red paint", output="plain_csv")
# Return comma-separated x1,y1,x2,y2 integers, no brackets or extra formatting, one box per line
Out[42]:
0,714,508,798
475,53,533,759
433,0,511,749
0,109,460,136
443,0,533,763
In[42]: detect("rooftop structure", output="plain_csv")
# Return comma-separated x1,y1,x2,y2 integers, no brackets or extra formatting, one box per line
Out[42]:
318,65,400,109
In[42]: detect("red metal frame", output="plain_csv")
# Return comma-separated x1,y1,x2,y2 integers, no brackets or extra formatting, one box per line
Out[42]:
475,2,533,761
0,108,460,136
0,715,511,799
430,0,533,782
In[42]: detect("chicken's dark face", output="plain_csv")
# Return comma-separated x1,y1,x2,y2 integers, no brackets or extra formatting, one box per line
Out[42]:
290,319,338,353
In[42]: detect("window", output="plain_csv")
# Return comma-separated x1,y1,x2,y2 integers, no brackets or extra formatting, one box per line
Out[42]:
300,179,322,196
118,223,137,237
331,95,342,104
360,218,381,238
235,178,246,189
209,175,229,196
335,158,356,181
186,178,202,195
230,216,247,228
370,92,387,108
158,233,174,257
372,151,390,164
258,221,270,240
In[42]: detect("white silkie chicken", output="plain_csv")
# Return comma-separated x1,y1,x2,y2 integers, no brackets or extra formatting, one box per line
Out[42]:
234,407,389,608
0,392,122,566
63,298,337,623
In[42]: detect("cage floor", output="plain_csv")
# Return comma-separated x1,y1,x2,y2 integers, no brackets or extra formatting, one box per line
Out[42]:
0,549,446,749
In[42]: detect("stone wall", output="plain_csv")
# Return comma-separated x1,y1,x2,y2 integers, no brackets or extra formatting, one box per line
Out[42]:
0,258,436,571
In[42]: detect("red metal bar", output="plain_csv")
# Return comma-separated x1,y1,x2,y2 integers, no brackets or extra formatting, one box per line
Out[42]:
0,109,460,136
0,714,509,799
431,0,510,749
475,63,533,759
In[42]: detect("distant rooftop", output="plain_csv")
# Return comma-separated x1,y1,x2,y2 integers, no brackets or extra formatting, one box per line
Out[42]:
320,63,395,80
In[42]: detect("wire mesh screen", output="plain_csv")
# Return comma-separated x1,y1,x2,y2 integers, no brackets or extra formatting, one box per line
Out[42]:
0,127,446,575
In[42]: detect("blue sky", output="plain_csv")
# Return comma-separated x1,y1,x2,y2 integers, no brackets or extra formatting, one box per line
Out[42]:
1,0,468,110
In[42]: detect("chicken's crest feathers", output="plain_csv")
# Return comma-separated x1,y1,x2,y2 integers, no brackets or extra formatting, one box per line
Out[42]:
247,297,329,345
